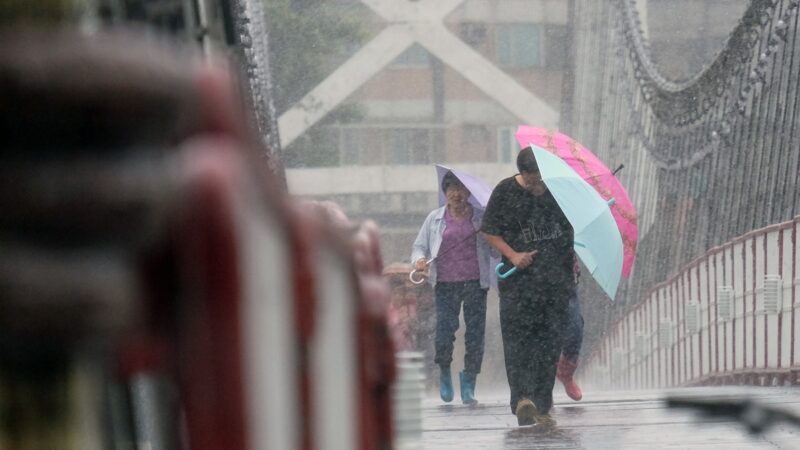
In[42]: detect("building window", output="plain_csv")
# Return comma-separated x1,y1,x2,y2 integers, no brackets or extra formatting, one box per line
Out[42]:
321,126,442,166
496,24,542,68
340,128,361,165
462,124,491,146
497,126,516,164
459,124,491,161
390,43,431,68
389,128,435,165
460,23,488,49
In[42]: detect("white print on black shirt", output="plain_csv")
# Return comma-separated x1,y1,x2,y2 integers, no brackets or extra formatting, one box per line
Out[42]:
518,220,563,244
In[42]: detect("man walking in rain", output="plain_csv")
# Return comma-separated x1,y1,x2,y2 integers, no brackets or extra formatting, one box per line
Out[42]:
481,147,575,426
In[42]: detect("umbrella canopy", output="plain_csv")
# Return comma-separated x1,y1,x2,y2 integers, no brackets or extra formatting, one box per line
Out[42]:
435,164,492,208
530,145,623,300
424,164,498,288
516,126,638,277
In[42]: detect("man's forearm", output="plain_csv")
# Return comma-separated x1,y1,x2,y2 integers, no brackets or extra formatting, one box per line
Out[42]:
481,233,515,260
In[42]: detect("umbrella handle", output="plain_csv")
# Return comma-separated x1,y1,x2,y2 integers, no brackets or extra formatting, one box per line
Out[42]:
409,258,435,285
409,269,427,285
495,262,517,279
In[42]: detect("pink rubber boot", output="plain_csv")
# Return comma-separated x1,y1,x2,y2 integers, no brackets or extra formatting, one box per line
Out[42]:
556,354,583,401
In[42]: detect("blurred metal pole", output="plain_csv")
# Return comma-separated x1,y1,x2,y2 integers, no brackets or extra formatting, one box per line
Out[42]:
129,372,181,450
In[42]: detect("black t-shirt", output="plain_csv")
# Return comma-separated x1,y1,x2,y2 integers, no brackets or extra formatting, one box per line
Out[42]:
481,176,575,289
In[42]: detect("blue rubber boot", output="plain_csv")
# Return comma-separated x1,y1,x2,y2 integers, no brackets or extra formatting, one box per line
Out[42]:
460,371,478,405
439,366,454,403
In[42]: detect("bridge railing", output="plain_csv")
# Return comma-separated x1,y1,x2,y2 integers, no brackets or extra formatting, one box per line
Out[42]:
566,0,800,319
584,216,800,389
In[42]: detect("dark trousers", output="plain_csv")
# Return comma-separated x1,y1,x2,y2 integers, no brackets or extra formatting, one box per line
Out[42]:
562,293,584,362
499,282,570,415
434,280,487,375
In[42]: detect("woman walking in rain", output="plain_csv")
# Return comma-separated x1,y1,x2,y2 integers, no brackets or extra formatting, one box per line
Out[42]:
481,148,575,426
411,171,493,405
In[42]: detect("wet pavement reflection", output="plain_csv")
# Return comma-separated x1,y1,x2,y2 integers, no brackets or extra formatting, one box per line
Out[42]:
421,388,800,449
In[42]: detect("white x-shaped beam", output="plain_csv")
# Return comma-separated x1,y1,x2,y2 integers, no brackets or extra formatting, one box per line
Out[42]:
277,0,558,147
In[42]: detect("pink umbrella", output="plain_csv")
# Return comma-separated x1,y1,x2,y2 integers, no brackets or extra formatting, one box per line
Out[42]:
516,125,638,277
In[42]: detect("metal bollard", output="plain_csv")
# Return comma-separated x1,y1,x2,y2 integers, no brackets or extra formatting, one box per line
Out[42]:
393,351,426,449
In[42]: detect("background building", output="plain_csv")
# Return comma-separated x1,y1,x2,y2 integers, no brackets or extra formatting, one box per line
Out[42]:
282,0,571,264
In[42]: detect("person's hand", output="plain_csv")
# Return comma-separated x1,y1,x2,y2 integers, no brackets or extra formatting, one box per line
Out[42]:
510,250,538,270
414,258,429,272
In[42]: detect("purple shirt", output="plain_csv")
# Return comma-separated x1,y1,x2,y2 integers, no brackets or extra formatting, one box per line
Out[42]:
436,208,481,282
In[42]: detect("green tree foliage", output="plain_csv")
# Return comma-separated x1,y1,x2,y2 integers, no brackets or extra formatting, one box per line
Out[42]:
0,0,84,27
264,0,367,167
264,0,363,113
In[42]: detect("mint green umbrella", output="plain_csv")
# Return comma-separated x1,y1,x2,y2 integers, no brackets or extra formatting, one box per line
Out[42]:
496,145,623,300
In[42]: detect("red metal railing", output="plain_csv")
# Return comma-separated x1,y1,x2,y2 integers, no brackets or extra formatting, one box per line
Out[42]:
584,215,800,389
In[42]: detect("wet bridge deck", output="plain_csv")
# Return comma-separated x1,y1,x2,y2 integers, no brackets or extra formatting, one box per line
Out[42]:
420,388,800,449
